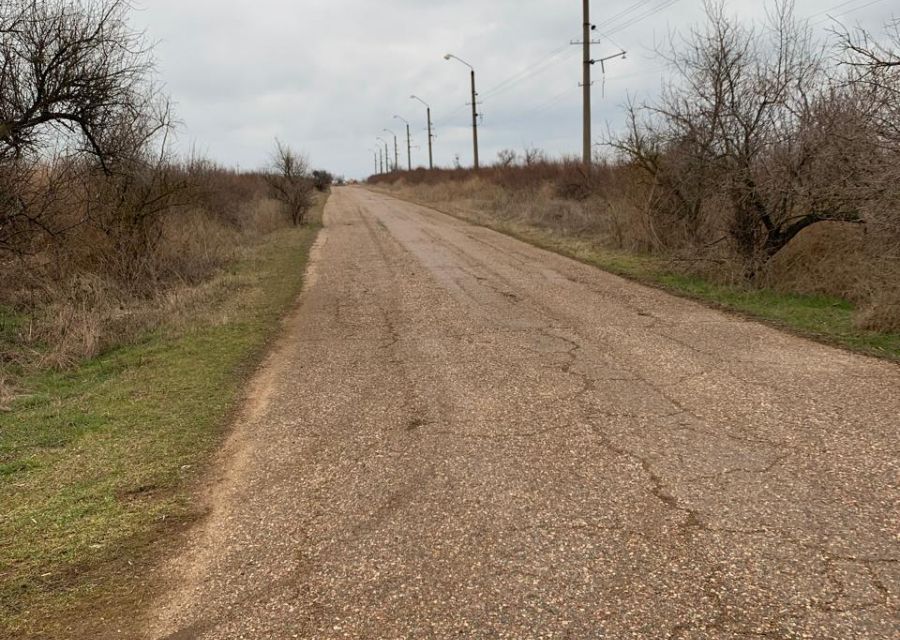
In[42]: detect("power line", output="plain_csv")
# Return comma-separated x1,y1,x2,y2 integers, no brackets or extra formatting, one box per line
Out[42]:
484,48,581,100
595,1,648,31
812,0,887,25
600,0,682,38
810,0,885,20
529,85,579,117
482,1,683,106
434,45,572,131
432,102,471,129
481,44,571,97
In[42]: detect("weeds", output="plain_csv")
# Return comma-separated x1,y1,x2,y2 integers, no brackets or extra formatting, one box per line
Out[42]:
0,216,323,637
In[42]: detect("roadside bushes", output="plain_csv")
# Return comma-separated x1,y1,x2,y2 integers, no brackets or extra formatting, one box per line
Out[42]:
611,1,898,279
0,1,325,373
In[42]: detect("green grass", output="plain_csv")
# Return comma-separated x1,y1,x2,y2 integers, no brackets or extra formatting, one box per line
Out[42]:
382,191,900,361
503,223,899,360
0,214,323,636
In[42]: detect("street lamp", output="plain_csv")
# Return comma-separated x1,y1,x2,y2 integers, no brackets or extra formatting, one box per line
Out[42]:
383,128,399,172
410,95,434,170
368,148,378,175
376,136,388,174
393,115,412,171
444,53,480,170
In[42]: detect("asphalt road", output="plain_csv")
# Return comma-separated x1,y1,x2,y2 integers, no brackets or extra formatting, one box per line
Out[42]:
149,186,899,639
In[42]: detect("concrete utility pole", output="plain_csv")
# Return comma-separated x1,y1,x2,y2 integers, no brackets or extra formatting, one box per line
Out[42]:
377,136,389,173
572,2,625,167
410,95,434,170
371,149,378,175
470,68,479,170
444,53,480,170
394,115,412,171
384,128,399,171
582,0,592,166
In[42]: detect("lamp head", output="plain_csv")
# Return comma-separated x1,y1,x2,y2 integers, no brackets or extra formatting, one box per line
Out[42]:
443,54,452,60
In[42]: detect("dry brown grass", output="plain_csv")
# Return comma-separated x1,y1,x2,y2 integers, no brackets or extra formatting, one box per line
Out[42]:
0,159,315,374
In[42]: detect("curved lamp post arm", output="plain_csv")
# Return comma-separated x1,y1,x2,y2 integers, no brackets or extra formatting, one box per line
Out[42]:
444,53,474,70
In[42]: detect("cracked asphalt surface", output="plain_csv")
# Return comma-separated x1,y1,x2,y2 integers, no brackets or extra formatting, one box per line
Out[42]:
148,186,900,639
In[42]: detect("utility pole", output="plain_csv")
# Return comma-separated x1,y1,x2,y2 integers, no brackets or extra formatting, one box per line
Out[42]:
470,68,480,170
379,148,383,173
411,95,434,170
582,0,591,166
377,136,389,173
384,129,398,171
394,115,412,170
444,54,480,170
581,0,594,167
426,106,433,169
573,3,625,167
405,122,411,170
372,149,378,175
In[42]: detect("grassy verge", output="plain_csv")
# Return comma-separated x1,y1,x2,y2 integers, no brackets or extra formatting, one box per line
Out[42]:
377,189,900,361
0,197,326,638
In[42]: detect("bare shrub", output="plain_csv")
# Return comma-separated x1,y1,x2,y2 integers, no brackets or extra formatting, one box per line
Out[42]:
312,169,334,192
182,158,269,230
496,149,518,167
267,140,314,226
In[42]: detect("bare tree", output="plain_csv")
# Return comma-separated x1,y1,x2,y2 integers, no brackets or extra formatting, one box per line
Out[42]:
836,19,900,144
267,140,314,226
611,0,873,275
0,0,171,257
0,0,159,169
496,149,518,167
834,19,900,247
838,18,900,72
523,146,546,166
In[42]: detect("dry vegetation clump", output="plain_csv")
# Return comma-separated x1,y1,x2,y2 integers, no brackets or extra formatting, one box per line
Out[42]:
369,1,900,332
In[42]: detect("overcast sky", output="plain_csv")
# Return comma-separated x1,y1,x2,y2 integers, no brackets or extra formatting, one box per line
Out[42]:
132,0,895,178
